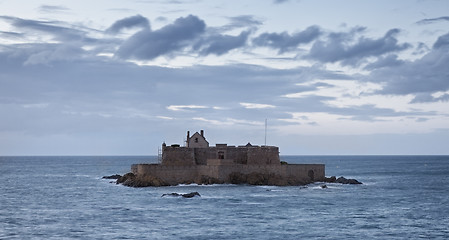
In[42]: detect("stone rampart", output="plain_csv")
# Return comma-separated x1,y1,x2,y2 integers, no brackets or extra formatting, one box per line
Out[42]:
161,147,195,166
131,163,325,185
161,145,280,166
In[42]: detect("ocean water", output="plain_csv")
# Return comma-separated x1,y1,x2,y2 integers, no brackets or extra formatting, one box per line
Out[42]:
0,155,448,239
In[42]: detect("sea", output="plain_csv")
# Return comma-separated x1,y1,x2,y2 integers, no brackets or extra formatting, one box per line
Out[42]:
0,155,448,239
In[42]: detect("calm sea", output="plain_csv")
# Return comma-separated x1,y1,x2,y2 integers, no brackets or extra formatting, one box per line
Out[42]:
1,155,448,239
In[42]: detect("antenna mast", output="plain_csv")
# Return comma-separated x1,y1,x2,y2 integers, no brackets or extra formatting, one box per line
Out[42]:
264,118,267,146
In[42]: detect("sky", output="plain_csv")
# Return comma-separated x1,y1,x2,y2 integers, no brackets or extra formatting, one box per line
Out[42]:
0,0,448,155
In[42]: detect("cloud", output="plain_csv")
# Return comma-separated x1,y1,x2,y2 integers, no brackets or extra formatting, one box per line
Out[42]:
116,15,206,60
197,31,250,56
106,15,150,34
23,43,86,65
410,93,449,103
433,32,449,49
240,102,276,109
38,5,70,13
221,15,262,31
416,16,449,25
306,28,411,66
167,105,208,111
0,16,91,42
192,117,263,126
253,25,321,53
273,0,290,4
367,32,449,96
0,30,23,39
364,54,404,70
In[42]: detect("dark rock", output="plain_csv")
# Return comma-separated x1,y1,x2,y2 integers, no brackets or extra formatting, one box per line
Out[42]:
117,173,135,184
229,172,247,184
181,192,201,198
324,176,336,183
102,174,122,179
247,172,266,185
321,184,328,189
161,193,181,197
195,175,223,185
335,176,362,184
116,173,168,187
161,192,201,198
229,172,295,186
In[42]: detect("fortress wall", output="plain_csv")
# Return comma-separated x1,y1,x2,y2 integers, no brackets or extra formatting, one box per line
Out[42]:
285,164,325,181
193,148,209,165
247,147,280,165
161,147,195,166
226,147,248,164
132,164,200,185
131,163,325,185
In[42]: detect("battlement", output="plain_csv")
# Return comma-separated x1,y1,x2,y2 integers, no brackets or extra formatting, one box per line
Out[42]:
136,130,325,186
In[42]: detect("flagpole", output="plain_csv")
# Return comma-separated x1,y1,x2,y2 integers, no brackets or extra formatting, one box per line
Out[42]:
264,118,267,146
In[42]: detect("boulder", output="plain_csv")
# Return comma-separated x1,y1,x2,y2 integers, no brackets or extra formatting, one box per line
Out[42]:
161,192,201,198
324,176,336,183
116,173,169,187
116,172,135,184
335,176,362,184
181,192,201,198
161,193,181,197
102,174,121,179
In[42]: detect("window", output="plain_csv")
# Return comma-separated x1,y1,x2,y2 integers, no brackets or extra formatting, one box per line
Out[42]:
195,137,198,143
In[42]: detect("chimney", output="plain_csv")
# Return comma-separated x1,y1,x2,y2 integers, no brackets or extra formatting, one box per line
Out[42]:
200,130,204,137
186,131,190,147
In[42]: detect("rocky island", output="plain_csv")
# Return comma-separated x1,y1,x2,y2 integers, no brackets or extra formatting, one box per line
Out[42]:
111,130,332,187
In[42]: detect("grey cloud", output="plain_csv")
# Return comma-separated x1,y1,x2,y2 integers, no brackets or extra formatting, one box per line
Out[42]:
413,42,430,55
23,44,86,65
306,28,411,66
0,31,23,39
0,16,91,42
433,32,449,49
416,16,449,25
116,15,206,60
273,0,289,3
197,31,250,56
253,25,321,53
2,45,440,154
38,5,70,13
367,32,449,96
222,15,262,31
364,54,404,70
410,93,449,103
155,16,168,22
106,15,150,34
415,117,428,122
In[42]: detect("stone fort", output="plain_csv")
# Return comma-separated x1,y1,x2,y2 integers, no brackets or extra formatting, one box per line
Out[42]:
131,130,325,186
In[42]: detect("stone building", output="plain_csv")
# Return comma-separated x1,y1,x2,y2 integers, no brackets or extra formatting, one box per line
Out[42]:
131,130,325,186
162,130,280,166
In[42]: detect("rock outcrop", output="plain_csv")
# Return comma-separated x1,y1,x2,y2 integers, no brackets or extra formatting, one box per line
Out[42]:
108,173,361,187
229,172,310,186
161,192,201,198
116,173,169,187
324,176,362,184
102,174,121,179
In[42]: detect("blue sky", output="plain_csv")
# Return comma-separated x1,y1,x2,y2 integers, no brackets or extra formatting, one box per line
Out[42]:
1,0,448,155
